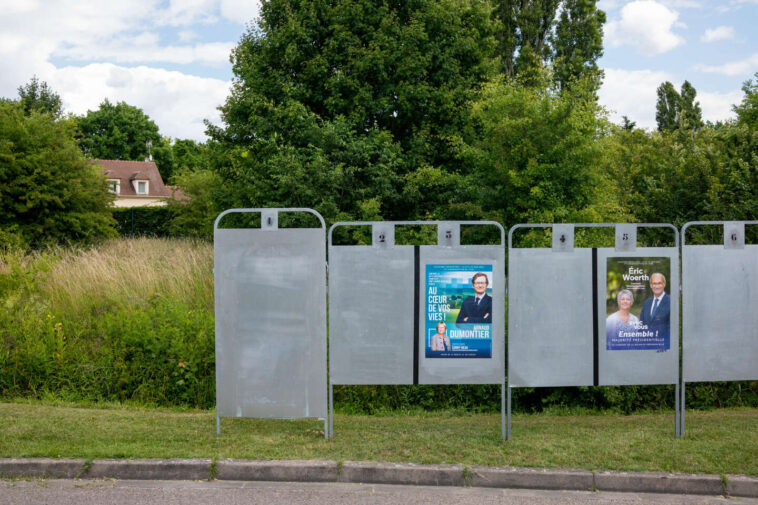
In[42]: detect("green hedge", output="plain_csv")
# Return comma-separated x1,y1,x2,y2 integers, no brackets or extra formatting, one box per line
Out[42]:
112,207,173,237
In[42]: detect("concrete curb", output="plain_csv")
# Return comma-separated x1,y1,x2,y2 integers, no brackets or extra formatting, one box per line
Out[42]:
338,461,465,487
469,466,594,491
1,458,756,497
593,470,724,496
88,459,212,480
0,458,84,479
216,459,338,482
728,475,758,498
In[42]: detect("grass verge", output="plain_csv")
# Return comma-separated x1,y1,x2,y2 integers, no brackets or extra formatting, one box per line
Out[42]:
0,402,755,475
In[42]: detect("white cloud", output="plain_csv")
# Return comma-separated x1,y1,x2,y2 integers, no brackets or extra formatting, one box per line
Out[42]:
0,0,251,142
605,1,686,55
53,38,234,66
659,0,701,7
695,53,758,76
52,63,230,141
178,30,198,43
698,89,742,123
600,68,742,129
701,26,736,42
220,0,262,24
599,68,674,129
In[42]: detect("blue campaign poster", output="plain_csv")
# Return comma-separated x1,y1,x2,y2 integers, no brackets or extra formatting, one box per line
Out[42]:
425,264,493,358
605,257,671,351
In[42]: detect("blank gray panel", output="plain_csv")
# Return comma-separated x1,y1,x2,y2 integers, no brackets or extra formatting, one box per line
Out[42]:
418,246,505,384
329,246,414,385
508,248,594,387
596,248,679,386
214,228,327,419
683,245,758,382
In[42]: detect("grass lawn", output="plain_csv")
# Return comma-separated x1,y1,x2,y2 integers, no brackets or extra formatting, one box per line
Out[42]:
0,401,756,476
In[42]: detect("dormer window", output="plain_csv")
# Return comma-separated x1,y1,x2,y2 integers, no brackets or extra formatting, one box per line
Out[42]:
134,180,149,195
107,179,120,195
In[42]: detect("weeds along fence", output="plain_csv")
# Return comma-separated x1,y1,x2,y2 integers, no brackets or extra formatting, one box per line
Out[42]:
0,237,756,411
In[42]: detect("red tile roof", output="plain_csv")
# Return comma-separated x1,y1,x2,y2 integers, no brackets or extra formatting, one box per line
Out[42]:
91,159,172,198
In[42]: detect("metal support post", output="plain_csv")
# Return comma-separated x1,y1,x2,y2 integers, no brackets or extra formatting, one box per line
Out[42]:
501,381,506,440
506,386,512,440
329,383,334,439
675,381,680,438
681,381,686,437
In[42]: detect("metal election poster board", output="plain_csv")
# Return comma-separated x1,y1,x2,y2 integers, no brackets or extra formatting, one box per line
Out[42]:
214,209,327,437
328,221,505,438
508,223,680,439
681,221,758,436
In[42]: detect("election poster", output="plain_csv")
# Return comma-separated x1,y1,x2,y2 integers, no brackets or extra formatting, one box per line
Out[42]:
425,264,492,358
606,257,671,351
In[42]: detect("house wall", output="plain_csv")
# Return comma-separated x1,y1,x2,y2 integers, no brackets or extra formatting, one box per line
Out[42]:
113,197,167,208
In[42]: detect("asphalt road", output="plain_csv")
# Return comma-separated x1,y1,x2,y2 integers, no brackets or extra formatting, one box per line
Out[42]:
2,480,756,505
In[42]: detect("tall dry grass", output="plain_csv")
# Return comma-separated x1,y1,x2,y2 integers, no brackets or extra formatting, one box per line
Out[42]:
39,237,214,314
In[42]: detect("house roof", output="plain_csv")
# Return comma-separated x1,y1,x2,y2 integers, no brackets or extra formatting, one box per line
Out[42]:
91,159,172,198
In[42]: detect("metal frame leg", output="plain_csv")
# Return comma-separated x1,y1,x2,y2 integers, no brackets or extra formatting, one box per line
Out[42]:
675,381,680,438
506,386,512,440
216,415,220,436
501,381,506,440
681,381,686,437
329,383,334,439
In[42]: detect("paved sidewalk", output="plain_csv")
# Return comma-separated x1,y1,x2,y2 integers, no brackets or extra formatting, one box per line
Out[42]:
1,458,756,498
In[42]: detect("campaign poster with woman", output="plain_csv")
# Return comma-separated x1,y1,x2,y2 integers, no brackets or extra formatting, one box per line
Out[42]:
606,257,671,351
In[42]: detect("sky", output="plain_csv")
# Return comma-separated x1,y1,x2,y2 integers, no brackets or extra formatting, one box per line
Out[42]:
0,0,756,142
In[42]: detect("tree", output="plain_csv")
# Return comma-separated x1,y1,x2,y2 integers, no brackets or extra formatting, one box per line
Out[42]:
0,102,116,247
17,76,63,118
621,116,636,131
605,76,758,229
551,0,605,93
493,0,605,91
76,100,164,163
172,139,207,172
461,71,626,227
733,72,758,127
655,80,703,132
206,0,498,221
493,0,560,79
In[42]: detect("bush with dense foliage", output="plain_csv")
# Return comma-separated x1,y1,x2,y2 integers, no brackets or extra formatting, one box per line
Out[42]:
0,101,117,248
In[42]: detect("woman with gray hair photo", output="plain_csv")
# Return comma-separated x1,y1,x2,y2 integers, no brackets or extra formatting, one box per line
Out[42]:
606,289,640,341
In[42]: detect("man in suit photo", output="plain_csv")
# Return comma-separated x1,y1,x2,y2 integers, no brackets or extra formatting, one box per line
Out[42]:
456,272,492,324
639,272,670,330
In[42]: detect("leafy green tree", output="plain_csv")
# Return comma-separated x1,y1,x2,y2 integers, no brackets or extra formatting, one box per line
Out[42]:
655,81,679,132
0,102,116,247
172,139,207,172
493,0,559,79
621,115,636,131
206,0,498,221
733,72,758,127
17,76,63,118
166,169,222,239
150,139,176,182
655,80,703,132
606,76,758,229
678,81,703,130
493,0,605,91
76,100,164,163
462,71,626,226
551,0,605,92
